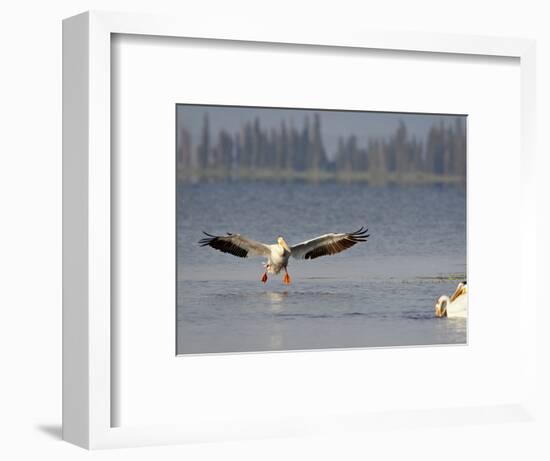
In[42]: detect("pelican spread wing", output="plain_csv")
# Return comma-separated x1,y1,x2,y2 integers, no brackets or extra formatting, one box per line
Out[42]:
199,227,368,283
199,232,271,258
290,227,369,260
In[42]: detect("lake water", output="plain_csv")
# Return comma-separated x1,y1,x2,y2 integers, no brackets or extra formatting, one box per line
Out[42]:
177,182,467,354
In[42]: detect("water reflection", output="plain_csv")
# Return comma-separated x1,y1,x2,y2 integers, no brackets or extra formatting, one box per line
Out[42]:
269,330,284,349
264,291,289,312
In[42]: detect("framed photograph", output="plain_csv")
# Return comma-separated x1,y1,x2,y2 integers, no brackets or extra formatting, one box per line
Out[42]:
63,11,537,449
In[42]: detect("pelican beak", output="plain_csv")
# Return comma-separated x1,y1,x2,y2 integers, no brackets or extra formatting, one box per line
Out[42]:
280,238,291,252
449,283,466,302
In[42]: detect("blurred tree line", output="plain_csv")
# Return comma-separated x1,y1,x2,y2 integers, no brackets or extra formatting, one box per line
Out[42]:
177,113,466,185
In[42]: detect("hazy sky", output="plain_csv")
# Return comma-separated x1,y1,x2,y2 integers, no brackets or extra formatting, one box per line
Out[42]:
177,104,465,158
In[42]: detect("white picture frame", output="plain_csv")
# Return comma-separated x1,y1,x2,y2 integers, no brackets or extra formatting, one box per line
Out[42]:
62,10,537,449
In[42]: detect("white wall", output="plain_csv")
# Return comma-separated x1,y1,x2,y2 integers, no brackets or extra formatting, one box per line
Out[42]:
1,1,548,459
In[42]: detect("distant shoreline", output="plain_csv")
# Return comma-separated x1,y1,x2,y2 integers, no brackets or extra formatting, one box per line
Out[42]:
176,168,466,186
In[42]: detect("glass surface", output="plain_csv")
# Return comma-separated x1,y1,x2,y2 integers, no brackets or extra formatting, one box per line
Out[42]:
176,104,467,354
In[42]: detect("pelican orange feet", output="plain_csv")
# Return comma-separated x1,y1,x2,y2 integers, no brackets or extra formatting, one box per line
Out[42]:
283,270,292,285
261,272,268,283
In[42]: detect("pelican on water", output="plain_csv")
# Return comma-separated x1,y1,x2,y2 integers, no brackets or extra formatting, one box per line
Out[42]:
199,227,369,284
435,281,468,318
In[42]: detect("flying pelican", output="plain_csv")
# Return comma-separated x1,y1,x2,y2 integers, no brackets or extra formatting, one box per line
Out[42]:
435,281,468,318
199,227,369,284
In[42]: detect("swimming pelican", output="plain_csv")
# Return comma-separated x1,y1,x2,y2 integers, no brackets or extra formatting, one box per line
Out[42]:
199,227,369,284
435,281,468,318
